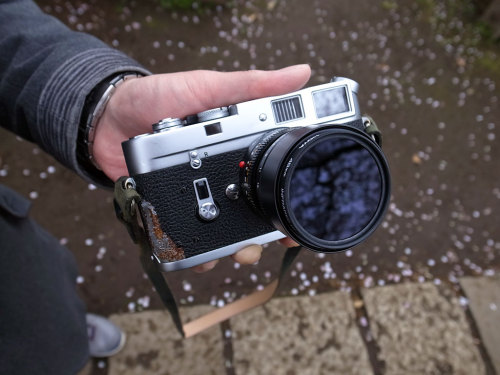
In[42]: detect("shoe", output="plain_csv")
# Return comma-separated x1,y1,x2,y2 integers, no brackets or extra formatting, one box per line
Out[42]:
86,313,126,358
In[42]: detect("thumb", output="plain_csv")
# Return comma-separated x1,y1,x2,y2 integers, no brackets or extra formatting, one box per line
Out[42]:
126,64,311,127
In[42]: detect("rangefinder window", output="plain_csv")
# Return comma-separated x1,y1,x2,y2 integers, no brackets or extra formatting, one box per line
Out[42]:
313,87,350,118
271,95,304,124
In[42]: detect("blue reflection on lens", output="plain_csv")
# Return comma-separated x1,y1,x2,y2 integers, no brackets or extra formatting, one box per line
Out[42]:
289,137,381,241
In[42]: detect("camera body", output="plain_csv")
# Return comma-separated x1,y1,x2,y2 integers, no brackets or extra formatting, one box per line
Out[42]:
123,77,390,272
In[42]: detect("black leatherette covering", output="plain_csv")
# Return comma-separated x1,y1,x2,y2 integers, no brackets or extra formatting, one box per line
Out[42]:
133,149,276,259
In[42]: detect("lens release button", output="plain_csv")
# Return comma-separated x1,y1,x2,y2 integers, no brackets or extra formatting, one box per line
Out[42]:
225,184,239,200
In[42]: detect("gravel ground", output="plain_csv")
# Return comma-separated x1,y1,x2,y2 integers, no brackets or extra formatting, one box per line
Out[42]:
1,0,499,343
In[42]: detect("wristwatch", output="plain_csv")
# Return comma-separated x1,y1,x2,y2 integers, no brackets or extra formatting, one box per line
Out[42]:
77,72,142,182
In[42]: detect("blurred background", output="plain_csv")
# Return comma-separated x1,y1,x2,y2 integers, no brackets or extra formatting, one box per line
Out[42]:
1,0,499,374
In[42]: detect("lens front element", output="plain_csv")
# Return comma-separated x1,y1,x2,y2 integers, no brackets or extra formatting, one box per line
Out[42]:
289,137,382,241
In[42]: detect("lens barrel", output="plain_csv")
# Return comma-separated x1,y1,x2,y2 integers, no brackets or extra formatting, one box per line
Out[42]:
245,124,390,252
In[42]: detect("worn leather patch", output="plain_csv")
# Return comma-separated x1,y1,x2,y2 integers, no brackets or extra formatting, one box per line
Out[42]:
140,200,185,262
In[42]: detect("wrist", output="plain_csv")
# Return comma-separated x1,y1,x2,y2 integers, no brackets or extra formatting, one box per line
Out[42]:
79,72,143,171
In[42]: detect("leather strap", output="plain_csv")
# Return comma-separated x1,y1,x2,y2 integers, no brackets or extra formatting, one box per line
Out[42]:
114,177,301,338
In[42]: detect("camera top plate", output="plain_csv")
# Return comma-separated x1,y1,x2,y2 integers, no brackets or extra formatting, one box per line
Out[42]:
122,78,360,176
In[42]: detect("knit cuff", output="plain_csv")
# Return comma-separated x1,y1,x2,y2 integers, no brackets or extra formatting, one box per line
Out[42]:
38,48,151,186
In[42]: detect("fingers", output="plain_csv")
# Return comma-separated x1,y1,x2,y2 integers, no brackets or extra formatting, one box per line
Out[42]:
192,259,218,273
192,245,263,273
279,237,300,248
166,65,311,119
192,238,299,273
126,64,311,127
187,64,312,112
231,244,263,264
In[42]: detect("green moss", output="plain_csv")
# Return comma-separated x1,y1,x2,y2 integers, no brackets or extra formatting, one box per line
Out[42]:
381,0,398,10
416,0,436,12
159,0,197,9
473,20,496,42
477,53,500,75
156,0,231,10
414,0,498,44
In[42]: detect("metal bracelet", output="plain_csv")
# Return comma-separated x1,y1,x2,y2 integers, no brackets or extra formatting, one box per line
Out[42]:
85,72,142,170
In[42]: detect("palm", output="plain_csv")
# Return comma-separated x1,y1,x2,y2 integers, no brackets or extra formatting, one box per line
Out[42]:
93,67,311,182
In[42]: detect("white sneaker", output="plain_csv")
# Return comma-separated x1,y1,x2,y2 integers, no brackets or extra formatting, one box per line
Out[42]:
86,313,126,358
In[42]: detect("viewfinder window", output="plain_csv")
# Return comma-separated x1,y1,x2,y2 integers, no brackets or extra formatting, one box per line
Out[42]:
312,87,350,118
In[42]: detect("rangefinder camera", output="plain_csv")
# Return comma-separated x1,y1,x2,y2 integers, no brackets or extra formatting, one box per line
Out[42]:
123,77,391,272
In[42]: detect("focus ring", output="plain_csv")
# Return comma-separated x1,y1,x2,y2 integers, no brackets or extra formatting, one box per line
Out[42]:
241,128,289,212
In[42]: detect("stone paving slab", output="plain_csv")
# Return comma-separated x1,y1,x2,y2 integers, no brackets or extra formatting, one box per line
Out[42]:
460,276,500,374
230,291,372,375
362,282,485,375
109,307,225,375
107,280,495,375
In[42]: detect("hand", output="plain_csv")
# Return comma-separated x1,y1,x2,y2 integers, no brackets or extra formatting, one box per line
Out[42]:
94,65,310,270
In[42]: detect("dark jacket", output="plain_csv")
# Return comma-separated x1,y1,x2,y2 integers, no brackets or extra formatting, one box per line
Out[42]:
0,2,151,373
0,0,149,183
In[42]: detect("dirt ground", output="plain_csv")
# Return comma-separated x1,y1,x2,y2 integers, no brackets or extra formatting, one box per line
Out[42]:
1,0,499,327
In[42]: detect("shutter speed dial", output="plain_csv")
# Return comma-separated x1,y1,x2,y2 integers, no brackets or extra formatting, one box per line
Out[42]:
152,118,183,133
196,107,230,122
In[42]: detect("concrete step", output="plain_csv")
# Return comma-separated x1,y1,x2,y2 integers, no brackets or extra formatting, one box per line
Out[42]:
108,278,496,375
460,276,500,374
362,282,485,375
230,291,372,375
109,307,225,375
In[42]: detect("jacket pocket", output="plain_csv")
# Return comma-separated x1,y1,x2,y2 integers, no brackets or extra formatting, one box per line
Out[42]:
0,184,32,218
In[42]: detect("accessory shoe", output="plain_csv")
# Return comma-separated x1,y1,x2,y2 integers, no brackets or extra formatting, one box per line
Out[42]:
86,313,126,357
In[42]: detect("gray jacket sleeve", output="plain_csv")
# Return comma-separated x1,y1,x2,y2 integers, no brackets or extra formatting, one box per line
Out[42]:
0,0,151,183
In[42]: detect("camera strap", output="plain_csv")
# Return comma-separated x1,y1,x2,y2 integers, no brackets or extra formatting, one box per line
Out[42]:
114,177,302,338
363,115,383,147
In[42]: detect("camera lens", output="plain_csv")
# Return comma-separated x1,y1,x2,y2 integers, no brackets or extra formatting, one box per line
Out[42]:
288,136,382,241
246,124,390,252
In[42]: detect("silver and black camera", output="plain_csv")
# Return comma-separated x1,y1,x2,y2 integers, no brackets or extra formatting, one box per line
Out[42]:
122,77,391,272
